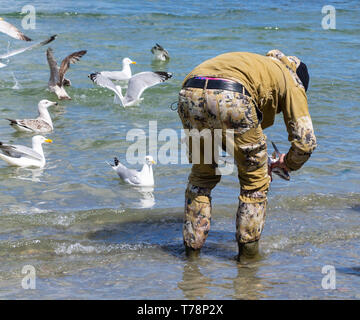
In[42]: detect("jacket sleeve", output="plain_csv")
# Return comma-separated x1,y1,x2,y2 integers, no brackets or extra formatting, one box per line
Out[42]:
282,87,317,171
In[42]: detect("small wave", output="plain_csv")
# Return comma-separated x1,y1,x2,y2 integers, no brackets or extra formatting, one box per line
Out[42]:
1,11,112,19
54,242,153,255
269,192,360,211
263,227,360,254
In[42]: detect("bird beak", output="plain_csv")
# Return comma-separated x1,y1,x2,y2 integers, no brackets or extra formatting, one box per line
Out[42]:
53,102,58,106
131,61,136,64
45,139,53,143
0,18,3,21
151,160,156,164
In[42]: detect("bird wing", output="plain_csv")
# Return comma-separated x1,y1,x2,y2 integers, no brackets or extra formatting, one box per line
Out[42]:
0,18,31,41
58,50,87,86
125,71,172,103
89,72,123,104
0,35,57,60
162,49,170,60
8,118,51,132
46,47,59,86
114,162,142,185
0,142,42,161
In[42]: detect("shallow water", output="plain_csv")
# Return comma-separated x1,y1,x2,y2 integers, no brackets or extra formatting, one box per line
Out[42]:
0,1,359,299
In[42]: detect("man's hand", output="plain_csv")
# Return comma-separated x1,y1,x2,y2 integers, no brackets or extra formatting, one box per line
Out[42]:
268,153,289,181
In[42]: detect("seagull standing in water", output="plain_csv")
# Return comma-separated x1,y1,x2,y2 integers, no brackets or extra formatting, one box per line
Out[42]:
6,100,57,133
151,43,170,62
89,71,172,107
99,57,136,81
0,135,53,168
107,155,155,186
46,47,87,100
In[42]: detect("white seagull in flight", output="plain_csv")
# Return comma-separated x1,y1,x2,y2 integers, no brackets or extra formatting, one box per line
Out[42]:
46,47,87,100
0,17,31,41
99,57,136,81
0,34,56,68
89,71,172,107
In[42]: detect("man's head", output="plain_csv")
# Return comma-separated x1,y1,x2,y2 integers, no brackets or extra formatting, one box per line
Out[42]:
287,55,310,92
296,62,309,92
267,50,310,92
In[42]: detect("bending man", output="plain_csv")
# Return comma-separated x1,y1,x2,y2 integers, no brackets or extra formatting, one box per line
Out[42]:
177,49,317,260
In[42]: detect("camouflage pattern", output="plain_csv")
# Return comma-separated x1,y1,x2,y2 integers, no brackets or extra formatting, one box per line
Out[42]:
183,183,212,249
234,125,271,199
236,190,267,244
238,135,268,172
179,87,270,250
265,49,317,170
178,87,258,134
178,87,270,191
289,116,317,150
178,50,317,253
285,115,317,171
266,49,305,91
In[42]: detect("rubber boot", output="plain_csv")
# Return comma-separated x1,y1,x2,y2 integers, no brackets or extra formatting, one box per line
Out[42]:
183,184,212,256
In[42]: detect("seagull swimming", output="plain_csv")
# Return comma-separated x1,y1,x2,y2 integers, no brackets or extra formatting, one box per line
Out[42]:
107,155,155,186
89,71,172,107
99,57,136,81
6,100,57,133
46,47,87,100
151,43,170,61
0,17,31,41
0,34,56,68
0,135,53,168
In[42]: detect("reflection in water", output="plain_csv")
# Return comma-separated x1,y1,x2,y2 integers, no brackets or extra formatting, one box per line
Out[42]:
133,186,155,209
150,60,169,70
12,167,44,182
178,261,212,299
232,263,270,299
178,256,271,299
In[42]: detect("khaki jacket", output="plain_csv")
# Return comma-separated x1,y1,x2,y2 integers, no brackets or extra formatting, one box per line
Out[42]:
183,50,317,171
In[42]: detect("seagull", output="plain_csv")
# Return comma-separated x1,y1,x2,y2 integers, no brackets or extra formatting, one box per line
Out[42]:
6,99,58,133
107,155,155,186
151,43,170,62
89,71,172,107
46,47,87,100
0,135,53,168
0,34,56,68
0,17,31,41
99,57,136,81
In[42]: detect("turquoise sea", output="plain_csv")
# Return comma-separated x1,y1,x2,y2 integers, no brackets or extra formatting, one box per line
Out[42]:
0,0,359,299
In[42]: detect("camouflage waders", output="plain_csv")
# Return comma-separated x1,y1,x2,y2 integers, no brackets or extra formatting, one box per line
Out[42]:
178,86,271,257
